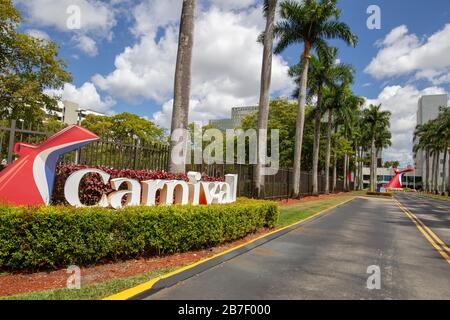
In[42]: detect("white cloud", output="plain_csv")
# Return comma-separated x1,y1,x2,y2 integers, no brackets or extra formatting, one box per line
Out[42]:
25,29,50,40
45,82,116,113
72,34,98,57
17,0,116,57
130,0,182,37
93,4,294,128
365,24,450,85
16,0,115,34
364,85,447,166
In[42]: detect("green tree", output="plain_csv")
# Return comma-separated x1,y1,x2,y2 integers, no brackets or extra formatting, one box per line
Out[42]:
0,0,72,126
242,98,314,168
81,112,166,144
415,106,450,194
362,104,391,192
435,106,450,194
290,47,354,195
414,122,434,192
273,0,357,198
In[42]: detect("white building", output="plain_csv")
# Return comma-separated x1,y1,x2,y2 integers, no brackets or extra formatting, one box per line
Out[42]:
361,166,419,190
413,94,448,190
44,100,107,125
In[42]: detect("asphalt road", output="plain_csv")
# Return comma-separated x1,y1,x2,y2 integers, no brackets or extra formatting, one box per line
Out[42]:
145,196,450,300
395,193,450,246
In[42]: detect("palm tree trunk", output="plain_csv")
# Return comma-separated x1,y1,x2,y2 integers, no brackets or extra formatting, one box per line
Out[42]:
359,149,364,190
370,136,376,192
343,153,348,192
347,153,351,190
311,86,323,196
324,110,332,194
434,150,440,193
292,43,311,198
447,148,450,196
254,0,276,199
332,152,337,192
431,152,436,193
441,145,447,193
168,0,196,174
425,149,430,192
354,146,359,191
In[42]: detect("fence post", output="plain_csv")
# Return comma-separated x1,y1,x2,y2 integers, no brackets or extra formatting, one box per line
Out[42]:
133,138,140,170
7,120,16,164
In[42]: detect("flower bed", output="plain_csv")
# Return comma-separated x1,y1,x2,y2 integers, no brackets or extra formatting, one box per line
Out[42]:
0,199,279,271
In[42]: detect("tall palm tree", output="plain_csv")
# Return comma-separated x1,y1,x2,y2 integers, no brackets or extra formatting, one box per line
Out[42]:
273,0,358,198
332,89,364,191
362,104,391,192
414,122,433,192
435,106,449,194
255,0,277,199
168,0,196,173
304,48,354,195
323,84,355,192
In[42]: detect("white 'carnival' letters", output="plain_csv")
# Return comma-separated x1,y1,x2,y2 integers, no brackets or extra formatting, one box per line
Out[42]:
64,168,110,207
63,170,238,209
108,178,141,209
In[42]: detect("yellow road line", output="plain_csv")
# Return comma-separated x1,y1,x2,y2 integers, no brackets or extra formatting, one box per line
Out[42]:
103,197,356,300
395,200,450,265
396,200,450,255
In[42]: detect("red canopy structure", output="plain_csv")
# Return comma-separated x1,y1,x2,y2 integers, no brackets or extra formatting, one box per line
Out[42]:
385,167,415,189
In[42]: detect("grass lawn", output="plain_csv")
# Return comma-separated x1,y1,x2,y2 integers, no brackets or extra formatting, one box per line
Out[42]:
277,195,356,227
1,193,359,300
0,267,177,300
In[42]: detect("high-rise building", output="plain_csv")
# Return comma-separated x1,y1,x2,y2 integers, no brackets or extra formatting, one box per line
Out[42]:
413,94,448,189
209,106,258,130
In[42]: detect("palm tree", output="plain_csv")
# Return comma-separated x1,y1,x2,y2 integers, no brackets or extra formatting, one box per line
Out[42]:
168,0,196,173
414,122,433,192
255,0,277,199
331,88,364,191
375,127,392,175
273,0,358,198
307,48,354,195
435,106,449,194
362,105,391,192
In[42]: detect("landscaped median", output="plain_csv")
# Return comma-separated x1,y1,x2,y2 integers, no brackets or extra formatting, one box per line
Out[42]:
0,193,357,300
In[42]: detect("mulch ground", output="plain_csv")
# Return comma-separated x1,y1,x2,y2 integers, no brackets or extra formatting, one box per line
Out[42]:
0,192,352,297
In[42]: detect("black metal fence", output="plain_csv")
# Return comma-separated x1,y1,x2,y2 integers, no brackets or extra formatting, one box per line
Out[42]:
1,119,346,199
187,164,345,199
60,137,169,171
0,119,49,164
0,119,168,171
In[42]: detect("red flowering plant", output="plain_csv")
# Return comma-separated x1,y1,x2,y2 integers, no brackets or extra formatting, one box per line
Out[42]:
52,164,224,206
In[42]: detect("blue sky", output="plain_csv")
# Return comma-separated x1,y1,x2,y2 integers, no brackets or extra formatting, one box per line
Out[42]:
14,0,450,165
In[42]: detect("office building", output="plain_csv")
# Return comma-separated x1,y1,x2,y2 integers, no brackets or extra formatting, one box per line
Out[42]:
209,106,258,130
413,94,448,190
44,100,107,125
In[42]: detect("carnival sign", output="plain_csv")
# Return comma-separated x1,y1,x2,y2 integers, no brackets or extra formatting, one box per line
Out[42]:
0,125,238,208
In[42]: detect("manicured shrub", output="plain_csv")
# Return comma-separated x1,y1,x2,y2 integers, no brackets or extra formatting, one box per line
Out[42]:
0,199,279,271
52,164,223,205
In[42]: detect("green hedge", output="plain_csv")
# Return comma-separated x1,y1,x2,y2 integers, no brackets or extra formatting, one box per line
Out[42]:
0,199,279,271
